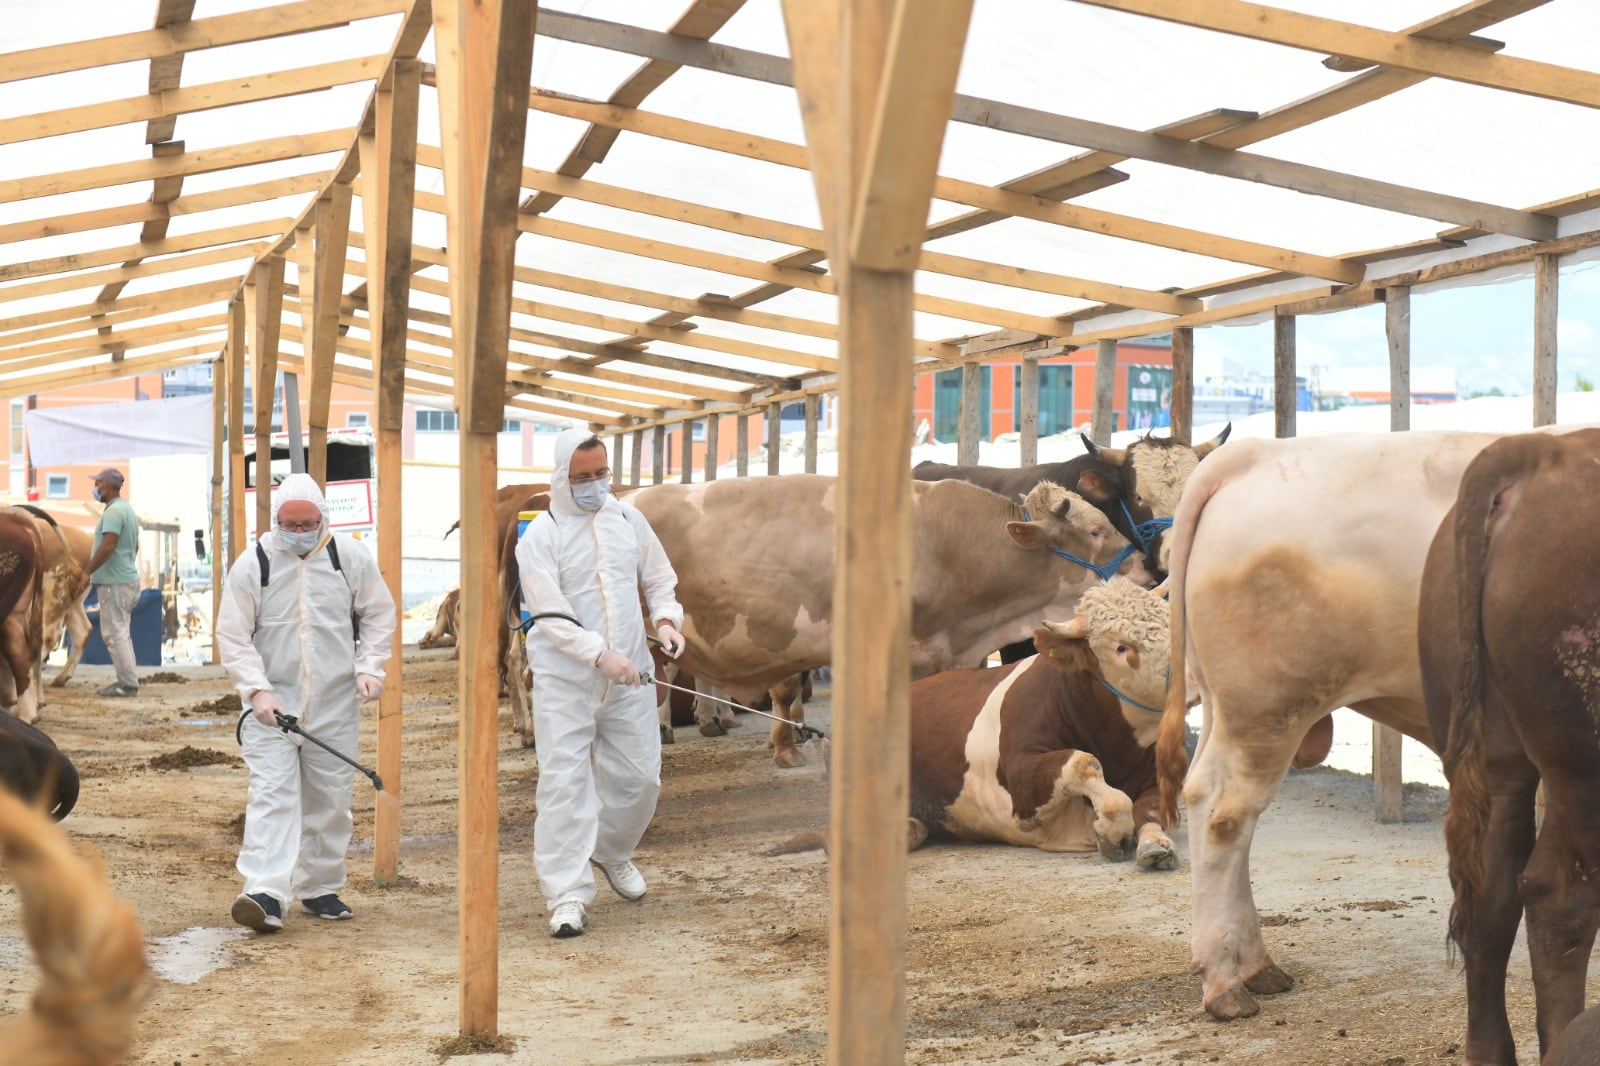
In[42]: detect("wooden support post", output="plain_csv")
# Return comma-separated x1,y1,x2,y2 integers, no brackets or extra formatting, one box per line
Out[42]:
245,256,285,538
735,413,750,477
360,55,420,887
785,1,971,1062
804,394,820,474
1372,284,1413,822
1274,312,1296,439
305,183,354,488
1018,356,1039,466
1170,326,1193,444
431,0,538,1038
680,420,694,484
611,431,625,480
1374,720,1405,824
1533,253,1558,427
957,362,981,464
1091,338,1116,443
210,341,227,666
1387,286,1411,433
226,296,248,568
652,424,665,484
630,429,643,487
703,414,719,481
767,402,782,475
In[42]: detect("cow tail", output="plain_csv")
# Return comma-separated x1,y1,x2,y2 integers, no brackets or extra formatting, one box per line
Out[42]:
0,789,151,1065
1441,443,1522,961
1155,468,1213,830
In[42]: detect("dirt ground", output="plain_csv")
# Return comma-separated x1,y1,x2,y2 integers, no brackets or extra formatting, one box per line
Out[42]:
1,645,1592,1066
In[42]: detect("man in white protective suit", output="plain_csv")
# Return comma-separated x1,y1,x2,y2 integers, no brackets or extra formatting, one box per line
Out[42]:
217,473,396,934
517,428,686,938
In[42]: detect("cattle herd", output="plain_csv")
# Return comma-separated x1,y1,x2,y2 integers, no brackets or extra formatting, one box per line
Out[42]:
5,423,1600,1063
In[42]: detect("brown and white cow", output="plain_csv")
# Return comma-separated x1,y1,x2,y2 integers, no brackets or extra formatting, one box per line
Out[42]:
0,712,79,819
1150,429,1572,1022
629,475,1154,766
1418,429,1600,1066
18,505,94,688
907,578,1176,867
0,507,46,724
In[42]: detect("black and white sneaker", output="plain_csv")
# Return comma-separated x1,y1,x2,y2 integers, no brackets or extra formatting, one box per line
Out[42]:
300,894,353,920
231,892,284,933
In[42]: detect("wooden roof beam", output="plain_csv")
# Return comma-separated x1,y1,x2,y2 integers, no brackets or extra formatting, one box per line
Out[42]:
0,0,409,85
0,241,272,302
0,174,326,246
0,55,388,146
0,218,294,284
3,129,351,207
1067,0,1600,109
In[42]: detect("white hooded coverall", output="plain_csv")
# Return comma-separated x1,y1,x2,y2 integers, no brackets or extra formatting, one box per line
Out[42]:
517,427,684,911
216,474,396,910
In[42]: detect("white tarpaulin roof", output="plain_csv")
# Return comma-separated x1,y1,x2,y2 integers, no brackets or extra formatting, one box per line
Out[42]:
2,0,1599,424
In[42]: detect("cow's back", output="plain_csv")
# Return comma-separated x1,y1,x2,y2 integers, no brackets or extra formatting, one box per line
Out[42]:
912,457,1102,503
909,661,1024,831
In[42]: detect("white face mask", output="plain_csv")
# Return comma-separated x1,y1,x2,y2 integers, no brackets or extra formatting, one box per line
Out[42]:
571,477,610,512
280,529,322,554
92,486,104,502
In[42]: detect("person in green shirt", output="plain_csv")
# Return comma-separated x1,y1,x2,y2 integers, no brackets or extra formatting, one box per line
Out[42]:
85,467,141,697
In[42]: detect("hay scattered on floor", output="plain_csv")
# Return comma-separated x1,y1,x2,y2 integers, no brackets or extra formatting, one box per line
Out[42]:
149,746,242,771
434,1034,517,1058
141,671,188,684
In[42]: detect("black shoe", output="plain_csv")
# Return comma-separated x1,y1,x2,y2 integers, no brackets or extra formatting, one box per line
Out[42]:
231,892,283,933
97,682,138,697
300,894,353,920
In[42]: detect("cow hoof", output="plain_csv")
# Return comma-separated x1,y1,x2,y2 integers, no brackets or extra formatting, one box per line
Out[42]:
699,721,727,737
1097,835,1135,862
1203,986,1260,1021
773,748,807,769
1243,962,1294,996
1135,839,1178,871
48,676,68,689
659,725,675,745
718,716,743,730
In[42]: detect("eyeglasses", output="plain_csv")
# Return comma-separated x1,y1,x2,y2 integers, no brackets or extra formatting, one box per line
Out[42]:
278,519,322,533
569,467,611,485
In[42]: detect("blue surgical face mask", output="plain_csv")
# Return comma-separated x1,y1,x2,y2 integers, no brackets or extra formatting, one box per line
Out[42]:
571,477,611,512
280,529,322,554
91,486,103,502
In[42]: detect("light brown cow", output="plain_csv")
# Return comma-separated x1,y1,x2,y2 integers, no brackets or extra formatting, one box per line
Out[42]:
629,475,1154,766
1152,427,1591,1022
18,505,93,688
416,586,461,652
0,506,46,723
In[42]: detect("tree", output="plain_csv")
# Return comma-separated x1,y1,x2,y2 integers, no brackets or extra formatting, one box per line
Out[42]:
1577,374,1595,393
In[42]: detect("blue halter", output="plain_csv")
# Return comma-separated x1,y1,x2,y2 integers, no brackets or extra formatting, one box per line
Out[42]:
1098,676,1163,715
1119,499,1173,555
1022,508,1135,582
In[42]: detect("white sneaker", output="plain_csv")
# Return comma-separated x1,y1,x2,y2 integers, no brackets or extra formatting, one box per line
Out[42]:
591,858,647,901
549,900,586,938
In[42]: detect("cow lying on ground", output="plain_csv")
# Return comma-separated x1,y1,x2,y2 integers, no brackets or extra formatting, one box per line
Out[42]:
1152,428,1590,1022
629,475,1154,766
909,577,1176,865
0,714,78,819
1545,1004,1600,1066
0,788,150,1065
0,507,45,724
1418,428,1600,1066
416,587,461,651
18,505,92,689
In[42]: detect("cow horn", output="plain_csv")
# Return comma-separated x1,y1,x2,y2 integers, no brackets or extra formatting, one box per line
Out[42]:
1194,423,1232,457
1042,617,1089,639
1079,432,1126,465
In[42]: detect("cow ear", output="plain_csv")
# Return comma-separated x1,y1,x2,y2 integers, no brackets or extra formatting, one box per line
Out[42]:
1075,469,1116,504
1006,520,1045,550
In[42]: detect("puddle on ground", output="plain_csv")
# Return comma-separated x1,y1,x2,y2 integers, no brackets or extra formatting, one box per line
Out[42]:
178,718,223,727
148,926,250,984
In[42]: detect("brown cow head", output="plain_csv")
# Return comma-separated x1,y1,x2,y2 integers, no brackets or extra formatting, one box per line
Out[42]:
1078,425,1231,571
